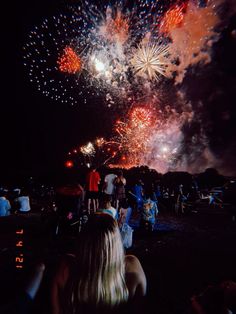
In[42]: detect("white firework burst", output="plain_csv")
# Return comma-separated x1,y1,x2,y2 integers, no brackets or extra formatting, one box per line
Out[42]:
80,142,95,156
131,43,170,80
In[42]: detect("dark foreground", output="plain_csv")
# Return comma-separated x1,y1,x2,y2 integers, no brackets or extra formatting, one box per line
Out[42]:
0,205,236,314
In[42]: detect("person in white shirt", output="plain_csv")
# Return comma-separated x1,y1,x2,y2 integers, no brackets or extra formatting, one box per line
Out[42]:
103,172,117,201
15,188,31,213
0,190,11,216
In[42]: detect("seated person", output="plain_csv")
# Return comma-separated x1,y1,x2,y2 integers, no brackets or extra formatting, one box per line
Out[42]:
140,195,158,232
98,194,117,219
51,213,147,314
0,189,11,217
14,188,31,213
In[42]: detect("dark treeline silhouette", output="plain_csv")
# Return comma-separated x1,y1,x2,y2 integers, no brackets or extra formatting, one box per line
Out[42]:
0,165,232,193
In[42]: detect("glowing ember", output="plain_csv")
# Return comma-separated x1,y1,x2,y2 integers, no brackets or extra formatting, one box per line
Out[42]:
65,160,74,168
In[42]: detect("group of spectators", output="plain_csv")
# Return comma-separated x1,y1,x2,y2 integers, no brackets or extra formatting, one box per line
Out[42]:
3,211,236,314
1,170,236,314
74,167,159,233
85,167,126,213
0,187,31,217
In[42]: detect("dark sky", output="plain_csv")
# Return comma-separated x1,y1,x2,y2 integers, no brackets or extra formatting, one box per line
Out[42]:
1,0,236,182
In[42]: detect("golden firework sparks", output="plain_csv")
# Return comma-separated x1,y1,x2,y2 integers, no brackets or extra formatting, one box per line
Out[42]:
131,43,170,80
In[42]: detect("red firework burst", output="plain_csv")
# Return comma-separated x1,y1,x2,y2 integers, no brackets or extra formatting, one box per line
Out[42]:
159,2,188,35
57,46,82,74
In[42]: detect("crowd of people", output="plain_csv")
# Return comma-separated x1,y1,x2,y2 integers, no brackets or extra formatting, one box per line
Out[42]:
0,167,236,314
1,166,236,227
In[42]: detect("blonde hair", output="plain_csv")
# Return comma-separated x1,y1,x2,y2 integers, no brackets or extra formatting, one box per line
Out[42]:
69,213,129,311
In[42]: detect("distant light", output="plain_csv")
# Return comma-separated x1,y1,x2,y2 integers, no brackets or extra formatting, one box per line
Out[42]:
65,160,73,168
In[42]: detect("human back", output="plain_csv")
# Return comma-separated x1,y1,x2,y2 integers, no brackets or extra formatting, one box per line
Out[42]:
51,213,146,314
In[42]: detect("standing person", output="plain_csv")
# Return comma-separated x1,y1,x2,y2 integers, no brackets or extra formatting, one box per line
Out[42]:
140,194,158,233
0,189,11,217
51,213,147,314
103,171,117,204
86,166,101,214
114,170,126,210
117,199,132,229
175,184,187,215
132,179,144,212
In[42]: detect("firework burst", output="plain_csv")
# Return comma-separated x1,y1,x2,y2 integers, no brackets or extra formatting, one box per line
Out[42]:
23,1,171,106
57,46,82,74
131,42,170,80
159,2,187,35
80,142,95,156
23,0,235,173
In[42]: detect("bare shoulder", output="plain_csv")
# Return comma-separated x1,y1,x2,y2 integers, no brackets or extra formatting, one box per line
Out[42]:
125,255,147,297
125,255,143,272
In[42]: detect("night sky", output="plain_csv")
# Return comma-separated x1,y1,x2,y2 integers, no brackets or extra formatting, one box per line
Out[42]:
1,0,236,182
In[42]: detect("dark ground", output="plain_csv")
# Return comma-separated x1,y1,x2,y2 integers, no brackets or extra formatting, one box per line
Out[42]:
0,204,236,314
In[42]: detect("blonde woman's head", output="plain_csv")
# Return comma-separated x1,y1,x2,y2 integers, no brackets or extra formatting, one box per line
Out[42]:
71,213,128,310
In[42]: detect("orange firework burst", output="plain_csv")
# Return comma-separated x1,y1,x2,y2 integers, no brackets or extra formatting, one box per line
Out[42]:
113,13,129,34
112,105,158,166
159,2,187,35
57,46,82,74
129,107,154,129
102,10,129,44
